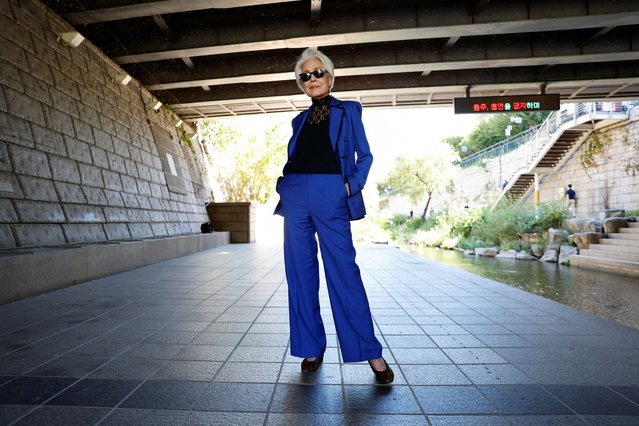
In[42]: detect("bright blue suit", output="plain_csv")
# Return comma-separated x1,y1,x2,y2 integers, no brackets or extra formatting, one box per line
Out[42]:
274,97,382,363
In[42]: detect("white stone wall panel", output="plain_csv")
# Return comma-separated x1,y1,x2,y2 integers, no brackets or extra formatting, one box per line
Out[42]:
10,145,51,178
77,163,103,187
0,224,16,248
103,189,124,207
63,223,106,244
104,223,130,240
17,176,57,202
14,224,65,247
55,182,86,204
15,200,65,222
81,187,107,205
0,199,17,222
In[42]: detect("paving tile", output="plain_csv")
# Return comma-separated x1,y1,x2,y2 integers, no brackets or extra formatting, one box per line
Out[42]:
46,378,140,407
400,365,471,385
193,382,274,411
270,384,344,413
0,405,36,425
150,360,222,381
240,333,290,347
392,348,451,364
120,380,208,410
12,406,110,425
66,340,133,357
514,363,599,385
474,334,535,348
478,385,573,414
545,385,639,415
503,414,589,425
173,345,235,361
581,415,639,425
188,411,266,425
383,335,437,348
229,345,287,362
100,408,191,425
278,362,342,384
345,385,422,414
610,385,639,405
430,335,486,348
419,324,470,335
213,361,281,383
442,348,508,364
0,376,76,404
427,415,509,425
457,364,535,385
266,413,345,425
26,355,112,377
0,354,56,375
143,330,199,344
378,324,425,335
346,413,428,425
413,385,496,414
87,355,165,380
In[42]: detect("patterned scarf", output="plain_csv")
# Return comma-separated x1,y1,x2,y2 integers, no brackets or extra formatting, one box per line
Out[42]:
307,95,332,125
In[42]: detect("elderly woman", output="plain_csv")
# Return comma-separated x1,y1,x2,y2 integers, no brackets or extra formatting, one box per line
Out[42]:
274,48,393,384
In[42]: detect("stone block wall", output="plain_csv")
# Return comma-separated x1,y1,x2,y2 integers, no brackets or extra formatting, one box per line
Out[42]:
0,0,213,249
531,108,639,218
206,202,256,243
448,107,639,218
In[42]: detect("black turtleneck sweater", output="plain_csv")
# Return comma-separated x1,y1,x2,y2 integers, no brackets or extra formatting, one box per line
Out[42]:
286,96,341,175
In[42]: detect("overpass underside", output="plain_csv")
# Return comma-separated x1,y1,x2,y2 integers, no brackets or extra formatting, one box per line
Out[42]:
40,0,639,120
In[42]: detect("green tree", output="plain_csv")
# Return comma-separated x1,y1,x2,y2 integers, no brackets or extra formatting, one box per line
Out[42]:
379,143,459,220
199,120,288,203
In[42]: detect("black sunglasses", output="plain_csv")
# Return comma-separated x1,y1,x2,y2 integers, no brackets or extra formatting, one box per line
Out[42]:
299,69,327,82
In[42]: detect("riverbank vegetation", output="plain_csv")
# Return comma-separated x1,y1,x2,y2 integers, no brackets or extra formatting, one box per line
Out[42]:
381,200,570,252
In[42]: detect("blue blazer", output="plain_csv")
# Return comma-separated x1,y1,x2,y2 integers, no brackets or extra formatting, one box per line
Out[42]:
274,97,373,220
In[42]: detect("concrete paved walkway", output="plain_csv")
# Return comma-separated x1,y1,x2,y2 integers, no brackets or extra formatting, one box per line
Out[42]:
1,243,639,425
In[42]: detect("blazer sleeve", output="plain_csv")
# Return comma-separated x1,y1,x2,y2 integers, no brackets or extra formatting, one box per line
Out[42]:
345,102,373,195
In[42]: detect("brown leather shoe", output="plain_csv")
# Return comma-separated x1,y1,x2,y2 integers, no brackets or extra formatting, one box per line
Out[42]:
301,356,323,372
369,358,394,384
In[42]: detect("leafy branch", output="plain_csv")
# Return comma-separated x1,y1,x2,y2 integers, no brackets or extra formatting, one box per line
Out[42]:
621,128,639,176
580,129,611,169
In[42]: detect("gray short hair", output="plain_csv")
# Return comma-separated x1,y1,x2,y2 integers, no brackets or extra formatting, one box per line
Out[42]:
294,48,335,92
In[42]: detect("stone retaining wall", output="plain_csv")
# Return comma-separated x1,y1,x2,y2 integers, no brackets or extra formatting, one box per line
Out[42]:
532,108,639,218
449,107,639,217
0,0,213,249
206,202,256,243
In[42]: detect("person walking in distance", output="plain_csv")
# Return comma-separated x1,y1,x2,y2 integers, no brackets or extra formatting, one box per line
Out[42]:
273,48,394,384
565,184,577,217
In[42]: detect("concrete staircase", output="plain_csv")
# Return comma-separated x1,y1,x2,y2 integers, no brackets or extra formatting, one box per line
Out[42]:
570,223,639,278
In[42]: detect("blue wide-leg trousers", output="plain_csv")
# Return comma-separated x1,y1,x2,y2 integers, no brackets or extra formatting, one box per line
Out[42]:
279,173,382,363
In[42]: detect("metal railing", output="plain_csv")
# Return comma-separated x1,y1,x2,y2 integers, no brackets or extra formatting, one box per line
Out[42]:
457,101,630,170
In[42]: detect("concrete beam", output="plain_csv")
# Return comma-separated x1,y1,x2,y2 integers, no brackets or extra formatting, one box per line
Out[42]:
65,0,302,25
112,11,639,64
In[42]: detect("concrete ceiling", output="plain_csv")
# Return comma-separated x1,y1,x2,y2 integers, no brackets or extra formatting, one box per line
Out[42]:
42,0,639,120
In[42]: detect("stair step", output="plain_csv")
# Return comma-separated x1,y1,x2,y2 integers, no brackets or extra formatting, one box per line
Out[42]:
580,249,639,263
619,227,639,234
629,222,639,228
570,255,639,279
608,233,639,241
599,238,639,247
589,243,639,254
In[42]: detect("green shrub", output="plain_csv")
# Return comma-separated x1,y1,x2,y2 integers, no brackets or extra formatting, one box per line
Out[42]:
536,201,569,231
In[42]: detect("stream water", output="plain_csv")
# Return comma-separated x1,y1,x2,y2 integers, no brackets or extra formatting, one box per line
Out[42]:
404,245,639,330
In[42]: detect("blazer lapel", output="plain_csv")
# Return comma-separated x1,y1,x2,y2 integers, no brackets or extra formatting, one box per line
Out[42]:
329,98,344,153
